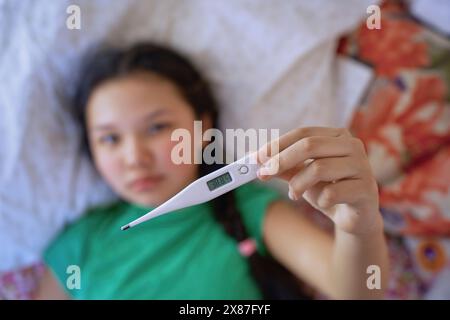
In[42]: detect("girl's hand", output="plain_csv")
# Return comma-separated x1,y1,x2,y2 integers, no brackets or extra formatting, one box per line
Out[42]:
256,127,382,236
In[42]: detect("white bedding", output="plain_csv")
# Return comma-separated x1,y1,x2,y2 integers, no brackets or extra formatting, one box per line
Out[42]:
0,0,374,271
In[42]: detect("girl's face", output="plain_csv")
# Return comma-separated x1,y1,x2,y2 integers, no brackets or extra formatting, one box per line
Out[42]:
86,72,211,207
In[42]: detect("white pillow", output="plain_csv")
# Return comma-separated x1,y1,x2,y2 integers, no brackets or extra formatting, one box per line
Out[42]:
0,0,375,271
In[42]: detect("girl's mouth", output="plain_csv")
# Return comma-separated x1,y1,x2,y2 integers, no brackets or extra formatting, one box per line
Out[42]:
129,175,164,192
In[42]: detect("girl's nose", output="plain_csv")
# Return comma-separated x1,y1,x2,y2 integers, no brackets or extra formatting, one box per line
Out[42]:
123,137,152,167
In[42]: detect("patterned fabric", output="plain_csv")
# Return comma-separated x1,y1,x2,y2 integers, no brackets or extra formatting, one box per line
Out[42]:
0,263,45,300
340,0,450,236
339,0,450,299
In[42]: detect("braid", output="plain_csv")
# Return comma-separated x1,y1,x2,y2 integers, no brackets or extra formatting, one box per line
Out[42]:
200,162,309,300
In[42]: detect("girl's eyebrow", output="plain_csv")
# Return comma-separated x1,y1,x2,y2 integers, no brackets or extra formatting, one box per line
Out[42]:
140,108,170,123
92,109,170,131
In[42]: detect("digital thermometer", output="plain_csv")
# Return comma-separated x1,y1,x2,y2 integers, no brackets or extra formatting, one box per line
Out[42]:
121,153,260,230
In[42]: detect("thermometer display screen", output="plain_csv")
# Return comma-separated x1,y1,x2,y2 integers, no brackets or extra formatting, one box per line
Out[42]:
207,172,232,191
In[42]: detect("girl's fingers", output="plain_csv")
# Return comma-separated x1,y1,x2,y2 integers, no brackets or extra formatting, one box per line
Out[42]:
296,181,328,209
314,179,372,210
288,157,361,198
257,161,307,181
257,127,351,164
258,135,360,177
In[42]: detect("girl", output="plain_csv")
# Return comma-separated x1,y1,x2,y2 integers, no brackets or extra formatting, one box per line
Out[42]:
35,43,389,299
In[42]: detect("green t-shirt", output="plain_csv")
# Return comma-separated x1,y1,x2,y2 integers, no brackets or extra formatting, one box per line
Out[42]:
44,182,282,299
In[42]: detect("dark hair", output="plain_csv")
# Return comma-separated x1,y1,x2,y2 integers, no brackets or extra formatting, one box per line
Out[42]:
72,42,309,299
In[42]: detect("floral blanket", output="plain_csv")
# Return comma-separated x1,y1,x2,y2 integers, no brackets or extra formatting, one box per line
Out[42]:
340,0,450,299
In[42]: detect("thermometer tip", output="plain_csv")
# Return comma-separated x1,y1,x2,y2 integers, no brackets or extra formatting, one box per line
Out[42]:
121,224,130,231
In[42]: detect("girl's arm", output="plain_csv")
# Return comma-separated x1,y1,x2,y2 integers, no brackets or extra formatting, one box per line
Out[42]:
263,200,388,299
33,267,69,300
257,127,389,299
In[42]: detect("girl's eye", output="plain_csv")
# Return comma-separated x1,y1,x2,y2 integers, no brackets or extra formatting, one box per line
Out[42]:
147,123,170,135
99,134,119,145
